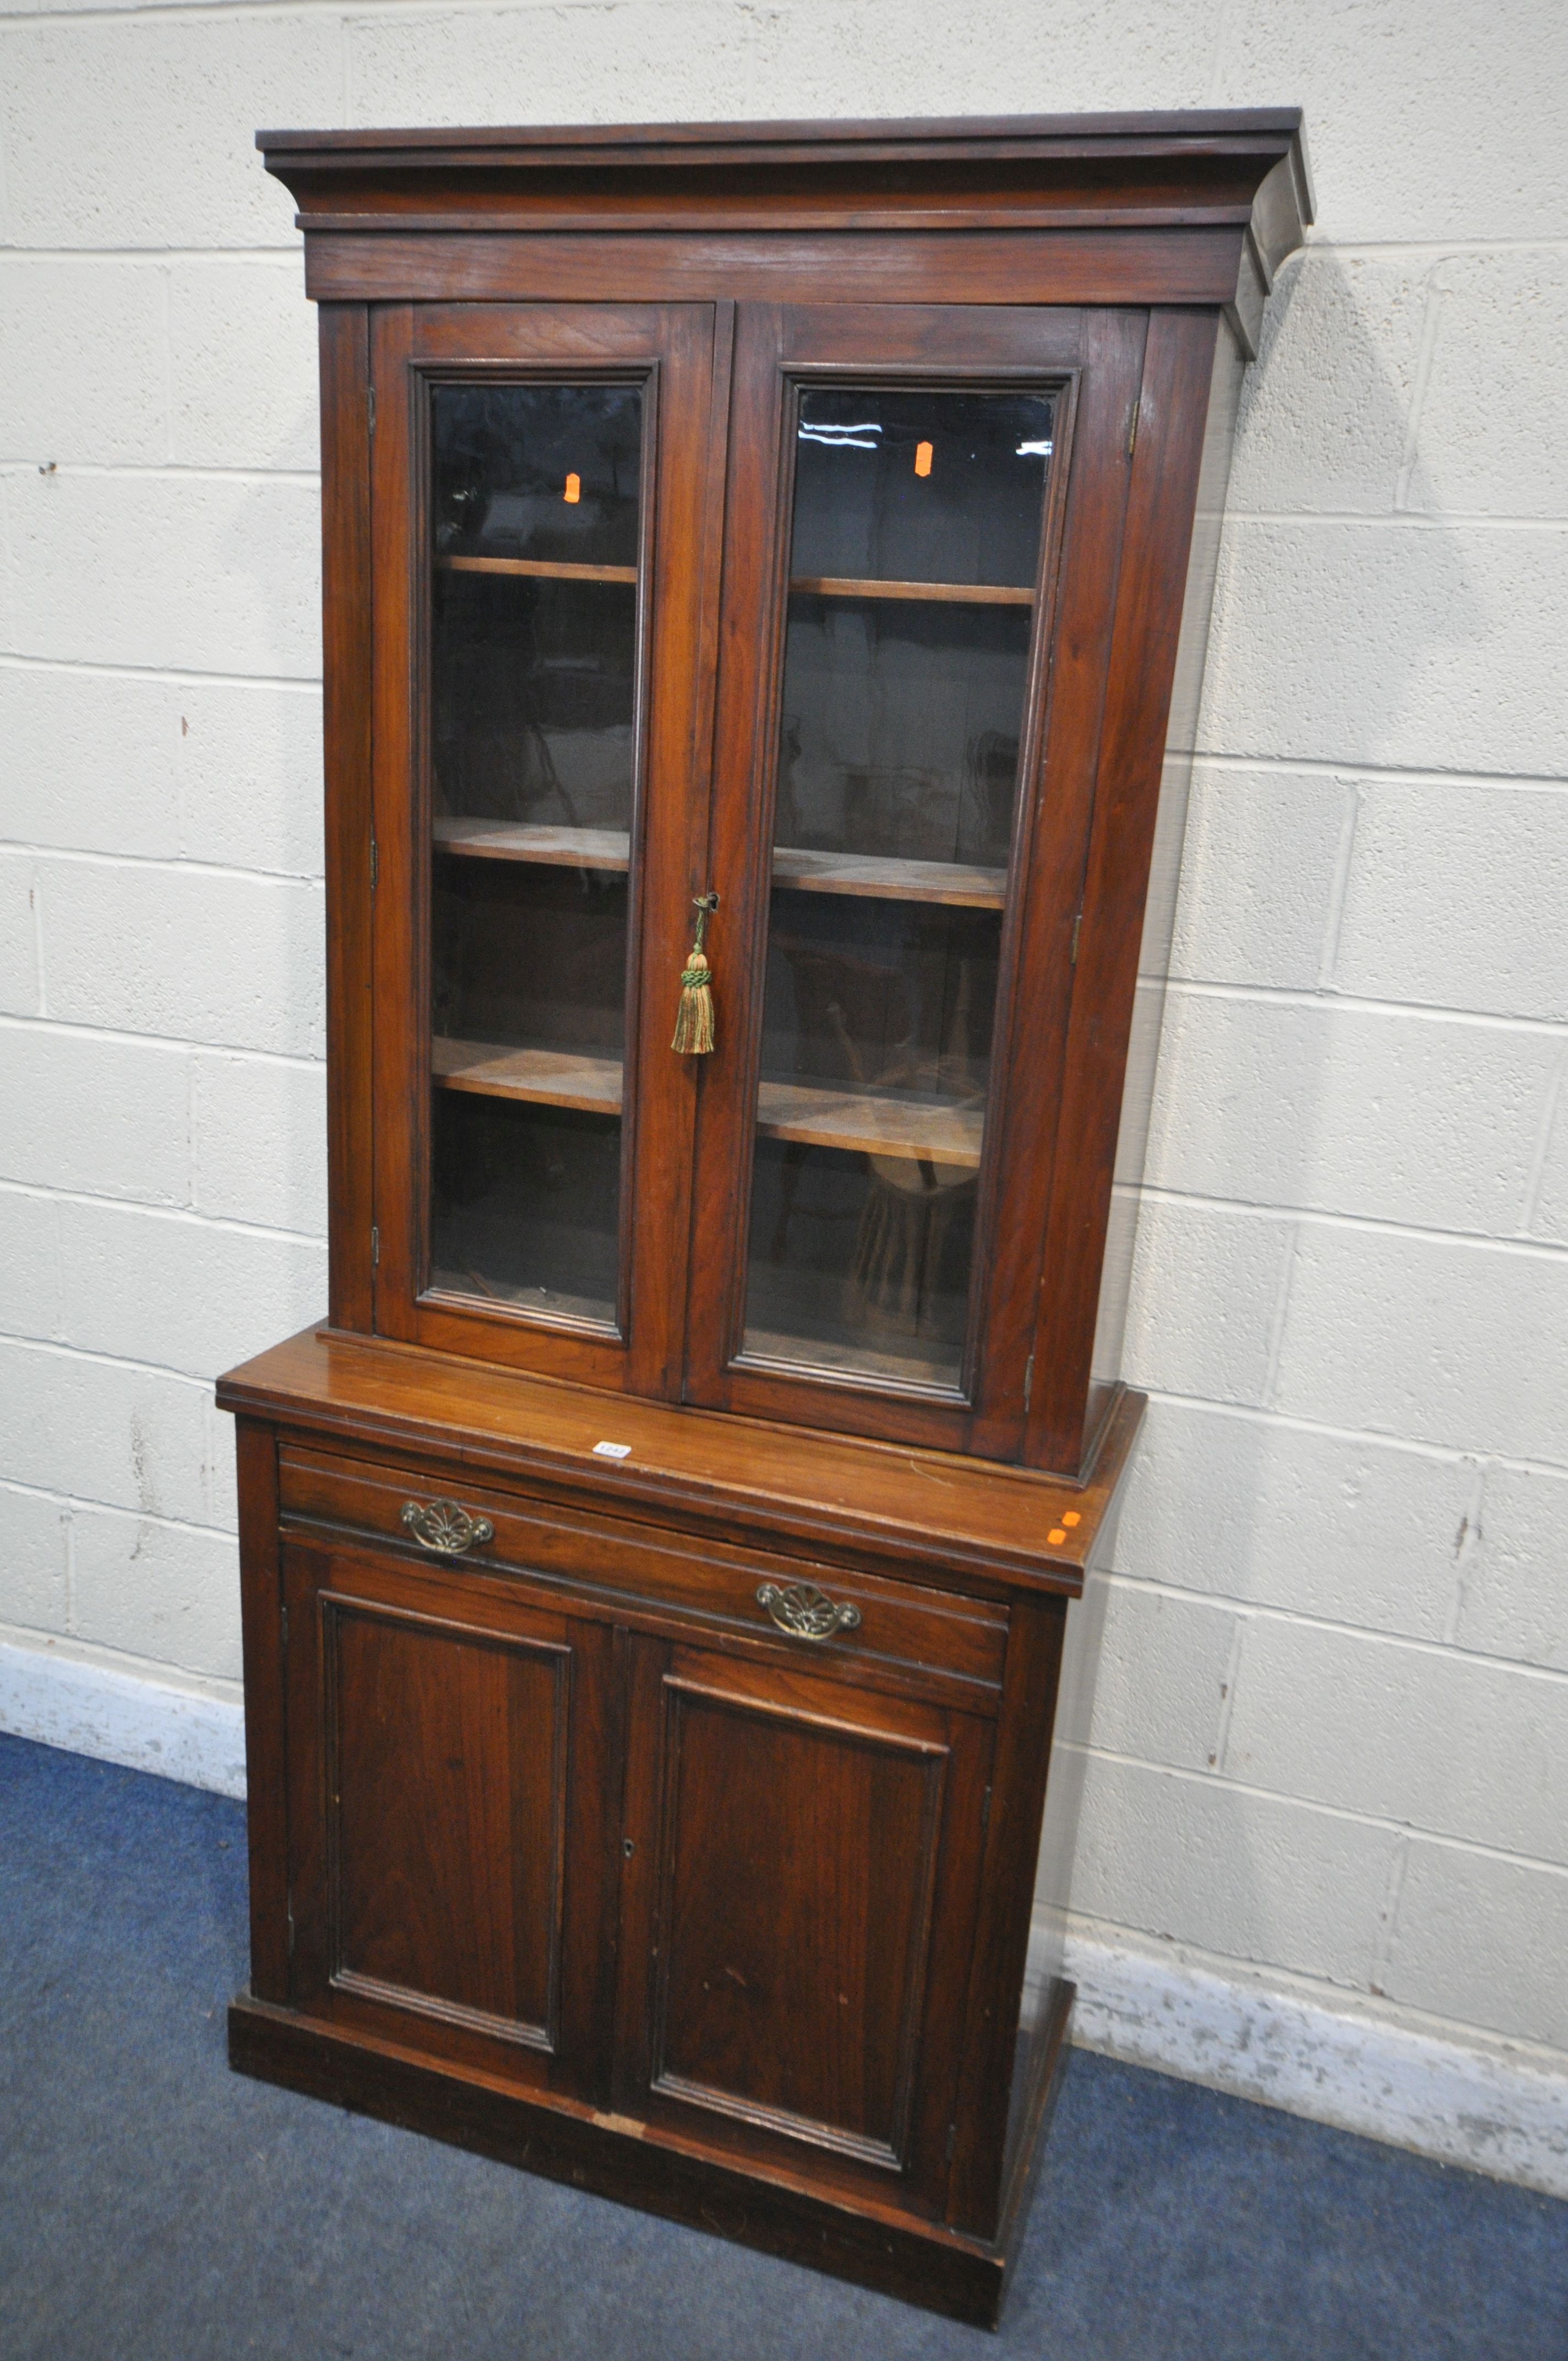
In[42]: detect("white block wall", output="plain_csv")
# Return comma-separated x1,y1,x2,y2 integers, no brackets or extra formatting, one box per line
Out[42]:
2,0,1565,2181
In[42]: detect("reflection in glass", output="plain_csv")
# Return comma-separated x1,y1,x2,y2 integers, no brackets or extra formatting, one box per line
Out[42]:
742,383,1055,1389
426,382,643,1326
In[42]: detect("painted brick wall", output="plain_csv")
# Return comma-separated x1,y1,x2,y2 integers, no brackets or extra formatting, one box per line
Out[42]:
2,1,1565,2094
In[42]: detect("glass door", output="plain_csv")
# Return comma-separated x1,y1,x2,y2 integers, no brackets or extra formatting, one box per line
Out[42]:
371,304,720,1396
427,379,640,1328
744,383,1055,1389
688,304,1108,1455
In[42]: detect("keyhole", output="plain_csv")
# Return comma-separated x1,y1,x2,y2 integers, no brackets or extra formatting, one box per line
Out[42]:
623,1837,635,1858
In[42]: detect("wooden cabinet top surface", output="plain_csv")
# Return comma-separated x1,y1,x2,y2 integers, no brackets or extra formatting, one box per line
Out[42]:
219,1326,1143,1597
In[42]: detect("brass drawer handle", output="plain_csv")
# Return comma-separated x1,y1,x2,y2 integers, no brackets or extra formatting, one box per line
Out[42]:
756,1581,862,1642
400,1498,495,1555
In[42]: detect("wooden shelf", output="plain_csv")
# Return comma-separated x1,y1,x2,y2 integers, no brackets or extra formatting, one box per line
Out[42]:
438,554,638,585
431,826,1001,908
790,573,1035,608
772,847,1006,909
432,1038,623,1116
756,1078,984,1167
433,819,631,871
433,1036,983,1165
739,1326,961,1392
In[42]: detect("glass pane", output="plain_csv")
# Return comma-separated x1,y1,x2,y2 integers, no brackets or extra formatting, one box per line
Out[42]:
427,382,643,1326
742,384,1055,1390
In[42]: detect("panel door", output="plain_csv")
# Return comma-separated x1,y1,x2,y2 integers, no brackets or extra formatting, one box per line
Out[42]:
614,1635,994,2216
685,302,1147,1458
282,1533,619,2097
368,301,722,1399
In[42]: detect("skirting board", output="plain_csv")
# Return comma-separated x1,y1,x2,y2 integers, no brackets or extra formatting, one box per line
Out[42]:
5,1640,1563,2205
1050,1928,1568,2203
0,1639,246,1799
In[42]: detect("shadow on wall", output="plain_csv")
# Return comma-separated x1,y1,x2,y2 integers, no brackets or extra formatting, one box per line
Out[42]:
210,382,329,1280
1063,242,1503,2014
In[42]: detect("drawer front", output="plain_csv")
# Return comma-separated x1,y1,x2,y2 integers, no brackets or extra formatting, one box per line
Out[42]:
277,1445,1007,1700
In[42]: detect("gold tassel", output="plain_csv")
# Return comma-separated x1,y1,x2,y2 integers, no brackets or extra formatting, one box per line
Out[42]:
672,893,718,1055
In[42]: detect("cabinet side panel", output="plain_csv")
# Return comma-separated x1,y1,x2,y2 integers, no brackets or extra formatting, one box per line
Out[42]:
235,1417,289,2001
999,1492,1127,2215
1021,1490,1127,2019
1025,309,1221,1473
945,1593,1065,2238
319,304,376,1332
1088,322,1246,1417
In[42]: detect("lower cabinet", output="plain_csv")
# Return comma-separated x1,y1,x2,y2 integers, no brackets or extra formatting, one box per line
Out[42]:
276,1522,997,2221
220,1380,1115,2331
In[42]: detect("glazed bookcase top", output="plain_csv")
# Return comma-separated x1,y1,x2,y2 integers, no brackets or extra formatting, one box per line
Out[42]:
254,107,1309,1473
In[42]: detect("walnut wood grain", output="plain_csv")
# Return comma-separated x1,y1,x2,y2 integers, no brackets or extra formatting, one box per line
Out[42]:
428,826,1005,908
228,1994,1020,2326
431,1036,987,1165
771,848,1007,909
790,574,1035,607
611,1640,994,2217
234,1419,288,2003
282,1533,622,2098
276,1440,1010,1702
683,298,1091,1457
259,113,1312,287
960,307,1145,1461
432,819,631,871
431,1037,623,1114
234,104,1308,2326
1025,307,1221,1472
324,1591,570,2046
643,1660,955,2182
318,304,375,1332
373,301,719,1395
438,553,637,585
219,1326,1145,1597
756,1078,984,1167
303,227,1264,313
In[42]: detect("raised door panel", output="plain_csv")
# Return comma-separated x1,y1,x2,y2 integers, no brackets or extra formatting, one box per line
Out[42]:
369,300,723,1400
283,1535,618,2096
616,1642,993,2214
328,1598,566,2042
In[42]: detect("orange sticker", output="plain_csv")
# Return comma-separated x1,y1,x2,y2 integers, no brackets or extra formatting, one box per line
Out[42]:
914,440,933,478
1062,1510,1081,1528
1048,1527,1067,1547
564,472,581,503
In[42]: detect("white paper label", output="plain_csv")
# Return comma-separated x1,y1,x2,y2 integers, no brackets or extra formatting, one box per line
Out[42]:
592,1440,633,1460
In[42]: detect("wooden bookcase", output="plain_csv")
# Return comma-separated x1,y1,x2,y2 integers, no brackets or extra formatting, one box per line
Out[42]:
219,111,1310,2325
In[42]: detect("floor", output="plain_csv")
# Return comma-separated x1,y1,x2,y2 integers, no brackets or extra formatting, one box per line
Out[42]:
2,1732,1564,2361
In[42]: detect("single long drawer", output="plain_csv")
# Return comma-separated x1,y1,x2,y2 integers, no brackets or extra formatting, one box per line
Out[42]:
277,1444,1008,1699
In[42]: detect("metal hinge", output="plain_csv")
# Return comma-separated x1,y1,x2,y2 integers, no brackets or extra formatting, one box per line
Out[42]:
286,1906,296,1958
368,382,377,437
369,832,378,892
280,1603,288,1649
1128,399,1140,460
1023,1354,1035,1413
371,1223,380,1267
981,1786,993,1831
945,2123,958,2163
1070,911,1082,964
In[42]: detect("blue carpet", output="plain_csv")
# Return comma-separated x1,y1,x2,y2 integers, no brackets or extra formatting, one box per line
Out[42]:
1,1731,1564,2360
